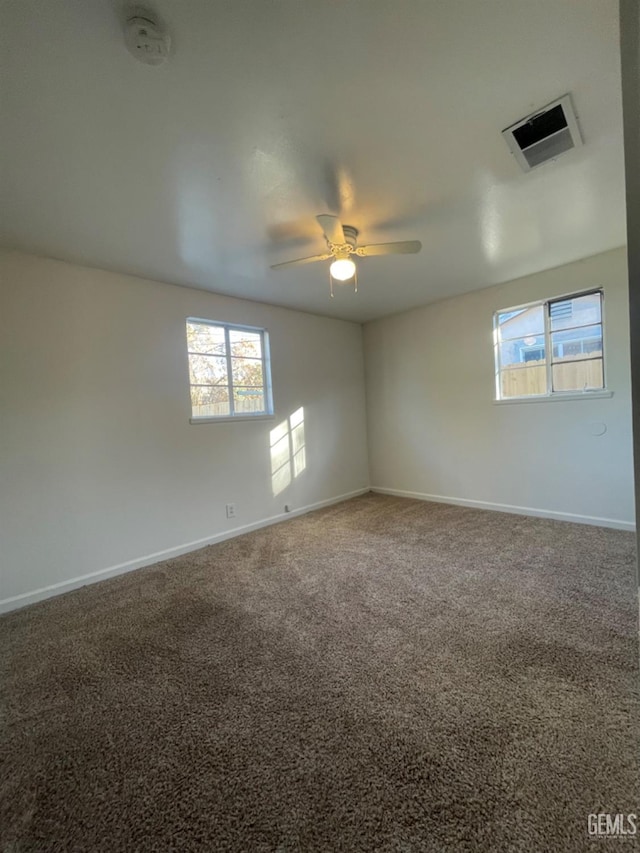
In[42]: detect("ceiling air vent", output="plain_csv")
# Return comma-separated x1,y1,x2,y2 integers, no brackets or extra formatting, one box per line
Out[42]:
502,94,582,172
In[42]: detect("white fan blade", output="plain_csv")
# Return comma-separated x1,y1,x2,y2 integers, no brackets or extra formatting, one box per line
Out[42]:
316,214,345,245
271,253,332,270
357,240,422,256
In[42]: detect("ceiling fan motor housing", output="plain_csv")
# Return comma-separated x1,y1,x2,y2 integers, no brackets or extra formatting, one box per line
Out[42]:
330,225,359,263
341,225,358,249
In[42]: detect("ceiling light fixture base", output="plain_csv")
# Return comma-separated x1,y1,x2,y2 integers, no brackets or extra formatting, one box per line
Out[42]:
124,7,170,66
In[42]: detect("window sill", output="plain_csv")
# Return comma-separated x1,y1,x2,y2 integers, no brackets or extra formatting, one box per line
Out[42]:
190,414,275,424
493,390,613,405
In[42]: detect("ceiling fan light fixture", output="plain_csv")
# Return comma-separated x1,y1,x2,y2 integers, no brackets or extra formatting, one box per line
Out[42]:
330,257,356,281
270,214,422,297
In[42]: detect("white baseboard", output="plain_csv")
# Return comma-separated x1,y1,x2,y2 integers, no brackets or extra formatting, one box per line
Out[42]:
370,486,636,532
0,488,369,615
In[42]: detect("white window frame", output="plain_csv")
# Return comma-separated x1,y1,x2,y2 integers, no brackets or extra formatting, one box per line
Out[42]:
493,289,612,404
186,318,274,423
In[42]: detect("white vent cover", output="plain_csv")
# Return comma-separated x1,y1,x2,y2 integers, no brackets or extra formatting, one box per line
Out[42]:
502,94,582,172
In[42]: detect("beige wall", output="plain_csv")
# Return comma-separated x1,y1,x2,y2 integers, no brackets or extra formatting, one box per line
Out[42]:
0,251,369,608
1,245,634,611
364,247,635,528
620,0,640,555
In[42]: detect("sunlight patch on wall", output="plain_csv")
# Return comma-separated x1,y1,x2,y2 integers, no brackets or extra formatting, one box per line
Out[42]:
290,407,306,476
270,407,306,496
270,419,291,496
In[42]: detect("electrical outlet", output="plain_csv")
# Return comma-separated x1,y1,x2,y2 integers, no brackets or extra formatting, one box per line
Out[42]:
226,503,236,519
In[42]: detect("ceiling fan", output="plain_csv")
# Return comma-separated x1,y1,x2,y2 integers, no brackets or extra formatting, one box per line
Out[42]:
270,214,422,297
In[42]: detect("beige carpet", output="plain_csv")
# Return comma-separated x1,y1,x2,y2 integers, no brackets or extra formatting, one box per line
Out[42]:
1,493,638,852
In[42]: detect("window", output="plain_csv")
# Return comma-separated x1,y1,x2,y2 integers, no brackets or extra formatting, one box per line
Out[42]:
186,319,273,420
494,290,604,400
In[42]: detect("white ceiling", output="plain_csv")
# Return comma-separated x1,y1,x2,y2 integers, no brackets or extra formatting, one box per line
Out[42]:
1,0,626,323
